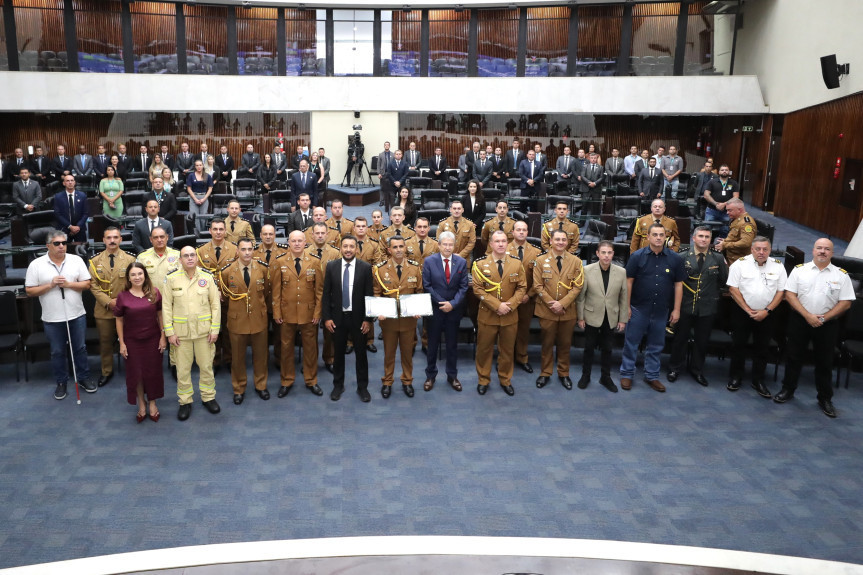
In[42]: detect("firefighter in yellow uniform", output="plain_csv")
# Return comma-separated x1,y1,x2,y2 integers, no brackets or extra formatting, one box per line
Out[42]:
630,199,680,253
533,228,585,390
163,246,222,421
541,200,580,254
224,199,255,244
89,227,136,387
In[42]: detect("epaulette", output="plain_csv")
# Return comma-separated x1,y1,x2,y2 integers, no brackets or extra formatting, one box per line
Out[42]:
474,255,489,262
743,216,751,223
274,252,288,260
254,258,268,268
277,243,289,249
567,216,580,224
773,258,782,264
167,269,183,277
678,247,691,254
538,250,549,256
377,260,388,267
309,252,321,260
483,216,496,224
199,268,213,275
377,224,390,231
509,253,522,261
328,226,340,232
367,237,379,243
122,249,136,258
344,217,355,223
404,224,415,231
407,259,419,266
840,267,848,274
220,262,232,272
795,263,803,267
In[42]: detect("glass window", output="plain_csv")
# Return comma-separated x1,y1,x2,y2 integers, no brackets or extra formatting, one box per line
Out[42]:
684,1,730,75
477,9,518,77
73,0,123,73
131,2,176,74
576,5,622,77
237,7,277,76
526,7,569,77
286,9,322,76
333,9,373,76
382,10,419,77
184,4,228,75
630,2,679,76
13,0,67,72
0,0,8,71
429,9,468,77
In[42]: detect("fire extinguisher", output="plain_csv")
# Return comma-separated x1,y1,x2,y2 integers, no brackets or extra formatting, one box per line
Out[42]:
705,141,712,158
834,157,841,180
696,136,702,152
278,132,284,153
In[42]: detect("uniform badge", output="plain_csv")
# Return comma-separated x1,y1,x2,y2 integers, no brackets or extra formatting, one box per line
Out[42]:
744,225,753,232
168,256,177,264
198,279,207,287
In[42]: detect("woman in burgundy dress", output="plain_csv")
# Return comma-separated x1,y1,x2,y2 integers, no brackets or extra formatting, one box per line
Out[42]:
114,262,166,423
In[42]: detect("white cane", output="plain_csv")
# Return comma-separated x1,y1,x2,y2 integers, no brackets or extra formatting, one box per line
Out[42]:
59,286,82,405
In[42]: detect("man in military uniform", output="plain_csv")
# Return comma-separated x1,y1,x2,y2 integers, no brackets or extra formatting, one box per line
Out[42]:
220,238,271,405
668,226,728,386
480,200,516,254
89,227,136,387
196,218,238,370
438,200,476,261
507,220,540,373
533,229,585,390
776,238,855,417
224,199,254,245
630,198,681,253
252,224,287,365
352,217,380,350
304,206,340,248
163,246,221,421
306,222,341,371
376,206,415,261
716,198,756,266
373,236,423,398
726,236,786,398
472,230,527,396
541,201,580,254
137,225,181,378
367,209,388,243
326,199,354,238
272,230,324,397
406,217,439,352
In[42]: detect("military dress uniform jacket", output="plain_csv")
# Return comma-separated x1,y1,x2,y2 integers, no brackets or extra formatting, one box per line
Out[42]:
680,249,728,317
219,259,269,334
405,236,439,262
305,243,340,272
136,247,181,292
438,217,476,260
197,241,238,273
481,217,516,252
368,224,388,243
541,218,580,254
271,252,324,324
253,243,288,267
224,217,255,245
630,214,681,253
326,217,354,238
376,225,416,261
471,254,527,326
507,241,541,297
723,212,757,265
533,251,585,321
373,258,423,327
89,249,136,319
304,225,341,250
163,268,221,339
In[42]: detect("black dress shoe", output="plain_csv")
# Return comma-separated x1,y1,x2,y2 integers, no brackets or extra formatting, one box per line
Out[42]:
202,399,221,414
324,363,334,373
599,376,619,393
381,385,392,399
516,362,533,374
367,344,377,353
177,403,192,421
345,344,353,354
666,370,679,383
277,386,291,398
97,372,113,387
501,384,515,396
308,384,323,396
577,375,590,389
403,384,414,397
691,372,709,387
358,389,371,402
330,387,344,401
535,376,549,388
727,378,742,391
477,384,488,395
751,381,772,399
773,388,795,403
819,399,837,418
233,393,244,405
255,389,270,401
560,376,573,390
421,346,427,355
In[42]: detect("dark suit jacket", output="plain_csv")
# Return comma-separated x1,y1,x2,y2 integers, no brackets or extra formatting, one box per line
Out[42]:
466,150,481,176
73,154,94,176
132,154,153,173
0,160,8,182
215,154,234,183
634,157,649,178
257,164,279,189
534,152,548,172
51,156,73,181
13,179,42,215
637,166,664,197
286,209,313,234
429,155,449,180
489,155,505,181
116,154,134,176
405,149,422,170
461,194,486,230
471,159,493,187
28,155,50,182
161,153,175,171
321,258,374,328
10,157,29,179
290,170,318,207
422,252,469,319
503,149,524,177
53,190,88,242
580,162,605,195
517,159,544,193
132,217,175,253
289,153,305,171
145,190,178,222
175,152,195,176
386,160,409,188
241,152,261,176
93,154,111,178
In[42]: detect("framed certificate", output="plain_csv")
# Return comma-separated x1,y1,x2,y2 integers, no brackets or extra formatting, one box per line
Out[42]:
365,296,399,319
399,293,433,317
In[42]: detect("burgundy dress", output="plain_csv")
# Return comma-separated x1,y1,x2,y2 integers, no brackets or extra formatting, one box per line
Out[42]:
114,289,165,405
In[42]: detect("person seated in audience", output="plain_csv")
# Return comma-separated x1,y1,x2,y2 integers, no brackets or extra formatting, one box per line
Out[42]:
13,167,42,215
148,153,167,184
99,165,125,219
146,176,178,222
258,153,279,192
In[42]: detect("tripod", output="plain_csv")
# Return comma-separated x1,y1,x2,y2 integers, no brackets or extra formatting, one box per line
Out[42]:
341,158,372,189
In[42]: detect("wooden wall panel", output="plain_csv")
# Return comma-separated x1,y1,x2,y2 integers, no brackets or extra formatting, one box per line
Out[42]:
577,6,623,60
13,0,66,54
773,92,863,241
130,2,176,57
237,8,278,56
526,7,569,60
477,9,518,60
285,9,318,53
429,10,469,58
184,5,227,59
72,0,122,55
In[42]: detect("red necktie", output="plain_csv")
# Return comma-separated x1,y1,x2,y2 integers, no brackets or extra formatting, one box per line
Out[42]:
444,258,450,283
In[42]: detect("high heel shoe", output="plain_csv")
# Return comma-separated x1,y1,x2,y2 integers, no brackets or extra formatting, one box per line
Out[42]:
149,411,160,422
136,411,146,423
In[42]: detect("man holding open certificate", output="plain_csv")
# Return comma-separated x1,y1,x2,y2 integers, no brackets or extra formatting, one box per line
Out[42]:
373,235,423,399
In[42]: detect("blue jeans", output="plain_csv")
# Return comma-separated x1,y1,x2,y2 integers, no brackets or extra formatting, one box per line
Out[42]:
44,315,90,385
705,206,730,238
620,305,668,380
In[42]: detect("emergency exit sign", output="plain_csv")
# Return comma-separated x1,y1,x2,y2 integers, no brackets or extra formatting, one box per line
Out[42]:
741,126,754,132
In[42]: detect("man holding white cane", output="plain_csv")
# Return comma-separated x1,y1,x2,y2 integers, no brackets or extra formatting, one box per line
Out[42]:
25,230,95,401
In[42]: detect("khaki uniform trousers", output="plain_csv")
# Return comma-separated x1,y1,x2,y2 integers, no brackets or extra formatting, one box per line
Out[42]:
539,317,577,377
514,299,535,364
476,322,517,387
95,318,117,376
176,337,216,404
229,330,269,394
281,323,319,387
381,318,417,387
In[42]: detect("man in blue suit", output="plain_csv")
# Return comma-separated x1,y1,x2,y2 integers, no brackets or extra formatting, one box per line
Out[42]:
422,230,470,392
385,149,409,210
517,149,544,197
93,145,111,182
54,175,89,243
290,159,319,208
72,145,94,177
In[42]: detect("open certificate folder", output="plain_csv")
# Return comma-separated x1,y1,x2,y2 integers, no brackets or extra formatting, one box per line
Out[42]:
399,293,433,317
365,296,399,319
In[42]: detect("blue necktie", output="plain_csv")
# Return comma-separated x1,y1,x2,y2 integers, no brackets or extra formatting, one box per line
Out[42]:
342,262,351,309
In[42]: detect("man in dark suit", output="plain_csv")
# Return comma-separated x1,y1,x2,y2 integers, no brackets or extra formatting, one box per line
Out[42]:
286,192,314,234
317,147,331,188
145,177,178,222
465,141,481,179
10,148,28,179
194,143,209,166
215,145,234,190
133,145,152,173
580,153,606,215
386,149,409,205
240,143,260,178
175,143,195,181
517,150,544,197
93,145,111,181
322,235,375,402
503,140,524,179
636,157,664,198
405,142,421,171
54,175,88,243
160,145,175,171
13,167,42,216
133,199,174,252
472,150,493,189
533,142,547,172
29,146,49,185
72,145,94,177
290,145,306,171
271,146,287,183
0,156,8,183
555,145,577,188
290,160,318,207
422,230,470,392
51,145,73,182
489,146,505,184
377,142,394,210
605,147,626,186
429,146,448,182
116,144,134,176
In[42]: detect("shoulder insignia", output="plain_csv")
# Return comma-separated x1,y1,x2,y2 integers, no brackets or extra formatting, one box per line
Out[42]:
743,216,751,223
840,267,848,274
254,258,268,268
538,250,549,256
773,258,782,264
274,252,288,260
795,263,803,268
377,260,388,267
744,225,753,233
475,255,488,262
368,238,379,244
277,243,289,249
567,217,579,224
509,253,522,261
483,216,495,224
199,268,213,276
407,259,419,266
219,263,232,272
379,224,390,231
122,249,136,258
167,269,183,277
678,247,691,255
309,253,321,260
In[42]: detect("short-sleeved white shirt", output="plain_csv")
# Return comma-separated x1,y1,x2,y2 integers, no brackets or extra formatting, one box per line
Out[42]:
25,253,90,322
726,254,787,311
785,261,856,315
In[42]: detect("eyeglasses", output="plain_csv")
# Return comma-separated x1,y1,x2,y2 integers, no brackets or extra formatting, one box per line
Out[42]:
51,241,68,246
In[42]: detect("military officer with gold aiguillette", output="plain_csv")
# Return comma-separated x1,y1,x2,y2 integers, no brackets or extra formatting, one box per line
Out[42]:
630,198,680,253
472,230,527,396
533,228,585,390
89,226,136,387
373,235,423,399
541,200,580,254
197,217,238,370
219,238,271,405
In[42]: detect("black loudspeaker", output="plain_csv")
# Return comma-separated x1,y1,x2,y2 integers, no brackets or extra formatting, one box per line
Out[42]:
820,54,849,89
354,111,361,119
